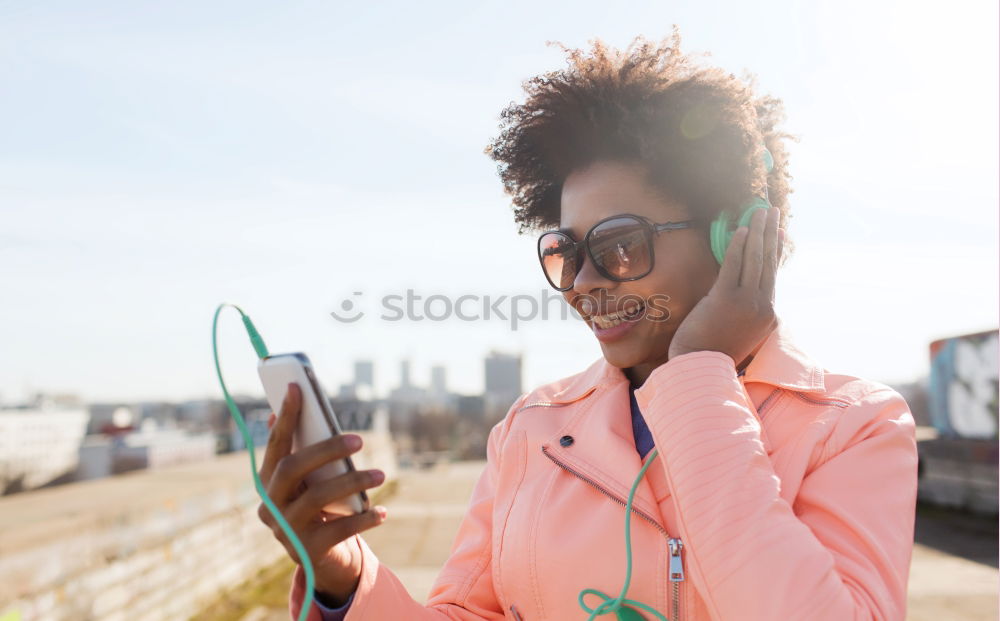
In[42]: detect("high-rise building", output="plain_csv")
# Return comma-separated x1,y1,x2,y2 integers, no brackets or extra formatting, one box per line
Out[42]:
399,359,412,389
354,360,374,388
430,365,447,396
485,350,522,396
484,350,523,420
388,358,425,427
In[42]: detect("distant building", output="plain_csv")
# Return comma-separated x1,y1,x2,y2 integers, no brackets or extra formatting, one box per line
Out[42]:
484,350,523,420
430,365,447,396
399,359,412,388
136,401,179,430
354,360,374,389
388,359,427,426
87,403,135,435
329,398,389,432
928,329,999,439
0,407,88,494
176,399,228,433
77,435,114,481
457,395,485,420
178,397,268,447
112,424,217,473
338,383,357,400
485,350,522,396
228,407,271,452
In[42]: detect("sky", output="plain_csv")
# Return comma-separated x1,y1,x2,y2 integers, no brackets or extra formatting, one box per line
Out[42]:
1,0,997,404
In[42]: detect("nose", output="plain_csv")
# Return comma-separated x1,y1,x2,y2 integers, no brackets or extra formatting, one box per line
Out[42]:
570,251,617,311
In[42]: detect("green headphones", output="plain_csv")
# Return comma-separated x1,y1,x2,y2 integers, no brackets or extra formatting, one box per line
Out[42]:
708,144,775,265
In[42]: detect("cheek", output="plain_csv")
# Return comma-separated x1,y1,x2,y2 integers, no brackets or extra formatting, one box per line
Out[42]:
644,247,718,309
561,292,575,313
562,291,592,318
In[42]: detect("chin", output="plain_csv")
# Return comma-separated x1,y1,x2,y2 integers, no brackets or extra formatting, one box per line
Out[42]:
596,322,674,371
598,341,649,369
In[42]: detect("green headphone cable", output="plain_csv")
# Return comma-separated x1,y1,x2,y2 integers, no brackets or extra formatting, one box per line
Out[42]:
577,447,668,621
214,304,676,620
213,301,667,621
212,302,318,621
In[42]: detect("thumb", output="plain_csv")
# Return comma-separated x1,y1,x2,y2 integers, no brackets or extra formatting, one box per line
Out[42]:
267,412,277,430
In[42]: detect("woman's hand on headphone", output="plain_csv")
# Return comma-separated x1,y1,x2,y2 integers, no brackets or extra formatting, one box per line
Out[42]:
668,205,784,367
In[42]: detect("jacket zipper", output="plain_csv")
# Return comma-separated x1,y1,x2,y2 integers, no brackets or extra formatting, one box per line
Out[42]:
790,391,850,408
542,445,685,621
516,386,598,412
669,537,685,621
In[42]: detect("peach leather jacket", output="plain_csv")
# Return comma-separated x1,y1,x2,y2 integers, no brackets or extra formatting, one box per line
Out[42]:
289,317,918,620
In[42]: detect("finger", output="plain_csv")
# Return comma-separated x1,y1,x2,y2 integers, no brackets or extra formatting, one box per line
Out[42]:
717,218,748,290
760,206,780,294
284,467,383,526
257,476,312,531
267,412,276,430
259,382,302,487
266,433,364,507
740,207,767,288
270,518,324,565
312,508,387,553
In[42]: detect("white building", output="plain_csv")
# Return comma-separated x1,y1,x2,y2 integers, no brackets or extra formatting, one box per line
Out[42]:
0,408,89,493
113,422,217,472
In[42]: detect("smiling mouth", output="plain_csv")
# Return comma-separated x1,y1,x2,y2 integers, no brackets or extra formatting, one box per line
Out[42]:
589,301,646,329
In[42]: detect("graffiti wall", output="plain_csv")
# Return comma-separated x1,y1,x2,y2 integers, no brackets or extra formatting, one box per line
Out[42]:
928,329,999,439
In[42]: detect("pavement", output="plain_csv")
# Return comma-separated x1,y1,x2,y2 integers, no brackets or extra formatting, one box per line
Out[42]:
907,502,997,621
237,460,998,620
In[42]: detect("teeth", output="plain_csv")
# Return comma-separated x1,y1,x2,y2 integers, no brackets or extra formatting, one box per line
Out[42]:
592,301,644,329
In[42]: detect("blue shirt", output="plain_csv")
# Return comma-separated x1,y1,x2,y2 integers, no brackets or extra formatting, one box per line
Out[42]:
629,383,655,460
315,369,746,619
315,589,354,619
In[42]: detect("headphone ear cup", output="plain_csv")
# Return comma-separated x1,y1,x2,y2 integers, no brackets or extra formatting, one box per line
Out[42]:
709,212,730,266
710,145,775,266
710,199,773,266
762,146,774,173
738,197,771,228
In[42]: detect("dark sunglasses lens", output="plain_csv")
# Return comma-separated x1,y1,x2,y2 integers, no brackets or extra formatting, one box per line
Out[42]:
539,232,577,289
589,218,651,280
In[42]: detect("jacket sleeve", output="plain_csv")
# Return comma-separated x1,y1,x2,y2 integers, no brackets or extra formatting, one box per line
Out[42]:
313,588,354,620
288,396,524,621
634,350,918,621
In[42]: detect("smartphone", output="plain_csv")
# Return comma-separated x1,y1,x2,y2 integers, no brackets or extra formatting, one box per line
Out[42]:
257,352,369,516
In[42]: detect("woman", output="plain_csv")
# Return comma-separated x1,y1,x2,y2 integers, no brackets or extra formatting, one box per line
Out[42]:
261,30,918,621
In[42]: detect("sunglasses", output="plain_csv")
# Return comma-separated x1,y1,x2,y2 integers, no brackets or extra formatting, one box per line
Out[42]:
537,213,696,291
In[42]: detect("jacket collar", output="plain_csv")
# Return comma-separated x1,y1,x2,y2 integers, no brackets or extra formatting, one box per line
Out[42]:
548,315,827,402
538,316,826,530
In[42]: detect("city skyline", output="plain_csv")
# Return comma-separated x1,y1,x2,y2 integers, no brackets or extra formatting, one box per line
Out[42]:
2,1,996,404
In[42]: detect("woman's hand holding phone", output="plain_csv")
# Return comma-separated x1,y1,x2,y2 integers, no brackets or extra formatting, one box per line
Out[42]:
255,383,388,607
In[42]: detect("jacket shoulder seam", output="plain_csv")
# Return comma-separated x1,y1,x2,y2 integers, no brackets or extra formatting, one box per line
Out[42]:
817,385,909,465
